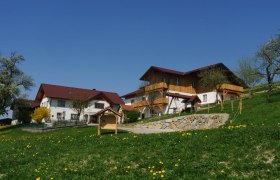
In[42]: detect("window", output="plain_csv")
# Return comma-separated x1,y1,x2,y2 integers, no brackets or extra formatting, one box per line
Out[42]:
57,100,66,107
71,114,78,120
131,99,135,104
203,94,207,102
57,113,62,120
95,102,104,109
176,78,180,85
192,82,196,88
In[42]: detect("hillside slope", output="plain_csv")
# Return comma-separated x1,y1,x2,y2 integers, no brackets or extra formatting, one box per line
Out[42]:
0,92,279,179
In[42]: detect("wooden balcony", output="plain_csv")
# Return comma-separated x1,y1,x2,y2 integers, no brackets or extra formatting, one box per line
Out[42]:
153,97,169,104
132,100,148,108
219,83,244,93
132,97,169,108
168,84,196,94
144,82,168,92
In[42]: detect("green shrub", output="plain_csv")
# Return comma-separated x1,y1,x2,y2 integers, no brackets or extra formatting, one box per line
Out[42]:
123,110,140,123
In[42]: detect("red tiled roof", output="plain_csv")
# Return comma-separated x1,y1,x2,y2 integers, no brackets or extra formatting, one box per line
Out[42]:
140,63,223,80
121,104,134,111
151,66,185,76
121,89,144,98
140,63,247,87
35,84,124,105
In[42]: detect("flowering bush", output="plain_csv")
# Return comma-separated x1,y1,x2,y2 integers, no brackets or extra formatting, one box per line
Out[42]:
31,107,50,123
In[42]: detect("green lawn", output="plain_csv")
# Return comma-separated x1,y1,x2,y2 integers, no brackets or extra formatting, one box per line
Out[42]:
0,92,279,179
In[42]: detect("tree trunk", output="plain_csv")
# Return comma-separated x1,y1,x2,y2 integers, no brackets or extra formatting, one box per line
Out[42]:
76,112,80,125
267,81,273,102
266,65,273,102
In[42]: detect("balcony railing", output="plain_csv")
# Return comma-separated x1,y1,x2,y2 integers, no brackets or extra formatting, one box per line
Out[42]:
132,97,169,108
153,97,169,104
168,84,196,94
132,100,148,108
144,82,168,92
219,83,244,92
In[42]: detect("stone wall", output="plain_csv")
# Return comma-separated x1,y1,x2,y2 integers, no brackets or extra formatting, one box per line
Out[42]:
135,114,229,131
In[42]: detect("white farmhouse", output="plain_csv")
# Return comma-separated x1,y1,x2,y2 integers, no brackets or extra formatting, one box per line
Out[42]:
34,84,124,123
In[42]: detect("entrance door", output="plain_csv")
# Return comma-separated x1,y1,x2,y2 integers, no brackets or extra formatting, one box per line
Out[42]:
89,115,98,123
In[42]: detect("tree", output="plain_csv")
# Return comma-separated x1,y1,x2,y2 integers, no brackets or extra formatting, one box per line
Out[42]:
236,58,262,93
70,95,90,122
255,36,280,102
12,99,33,124
31,107,50,123
146,91,158,116
198,67,228,110
0,52,34,116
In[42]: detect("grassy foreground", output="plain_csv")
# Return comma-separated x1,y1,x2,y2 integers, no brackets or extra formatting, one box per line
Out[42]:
0,92,280,179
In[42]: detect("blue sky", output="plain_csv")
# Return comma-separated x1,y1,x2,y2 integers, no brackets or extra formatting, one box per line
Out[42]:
0,0,279,101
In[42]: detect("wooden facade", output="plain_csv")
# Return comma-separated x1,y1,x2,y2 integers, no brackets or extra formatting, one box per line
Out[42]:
219,83,244,93
128,64,245,115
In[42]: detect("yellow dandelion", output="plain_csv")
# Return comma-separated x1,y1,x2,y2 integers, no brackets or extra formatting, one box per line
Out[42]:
161,174,164,178
174,163,179,167
64,168,68,171
220,169,225,173
36,177,40,180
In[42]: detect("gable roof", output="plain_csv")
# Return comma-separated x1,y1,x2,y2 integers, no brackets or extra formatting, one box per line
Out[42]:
140,63,247,87
35,84,124,105
93,106,121,117
120,104,134,111
121,89,144,99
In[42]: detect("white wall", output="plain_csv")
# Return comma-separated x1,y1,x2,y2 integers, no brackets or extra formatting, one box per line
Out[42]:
123,96,143,105
197,91,221,105
123,90,222,118
42,98,111,121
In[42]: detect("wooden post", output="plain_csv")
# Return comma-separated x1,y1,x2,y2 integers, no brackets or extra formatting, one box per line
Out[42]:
221,90,225,111
115,114,118,135
231,100,234,112
98,115,101,135
239,96,242,114
208,103,210,114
